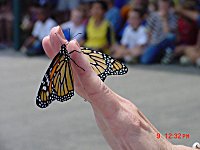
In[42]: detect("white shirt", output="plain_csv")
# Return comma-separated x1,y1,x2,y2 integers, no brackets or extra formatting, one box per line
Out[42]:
32,18,57,41
61,21,85,42
121,25,147,49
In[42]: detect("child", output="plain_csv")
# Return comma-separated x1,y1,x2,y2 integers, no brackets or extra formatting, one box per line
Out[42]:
81,1,114,54
175,3,200,66
140,0,177,64
112,8,147,63
20,6,57,56
61,7,85,42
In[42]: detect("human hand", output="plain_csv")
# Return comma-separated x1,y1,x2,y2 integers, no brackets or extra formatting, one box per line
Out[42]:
42,26,193,150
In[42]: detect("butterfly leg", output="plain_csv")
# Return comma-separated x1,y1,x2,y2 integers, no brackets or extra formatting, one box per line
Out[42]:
69,50,82,54
69,49,85,71
70,58,85,71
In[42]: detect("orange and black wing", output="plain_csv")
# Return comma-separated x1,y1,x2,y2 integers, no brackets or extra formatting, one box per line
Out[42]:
110,59,128,75
36,73,51,108
36,51,62,108
36,48,74,108
49,53,74,102
81,47,128,81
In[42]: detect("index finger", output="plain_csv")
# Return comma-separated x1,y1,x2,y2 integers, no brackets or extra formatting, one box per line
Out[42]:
42,26,66,59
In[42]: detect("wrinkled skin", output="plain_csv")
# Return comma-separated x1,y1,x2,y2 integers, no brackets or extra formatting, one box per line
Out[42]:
42,26,193,150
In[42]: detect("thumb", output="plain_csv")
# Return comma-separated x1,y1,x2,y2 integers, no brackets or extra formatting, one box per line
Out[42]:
67,40,122,115
67,40,105,99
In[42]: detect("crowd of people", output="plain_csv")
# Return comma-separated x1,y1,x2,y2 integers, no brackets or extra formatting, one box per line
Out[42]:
0,0,200,67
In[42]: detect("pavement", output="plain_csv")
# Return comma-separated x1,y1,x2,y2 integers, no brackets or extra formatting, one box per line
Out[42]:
0,48,200,150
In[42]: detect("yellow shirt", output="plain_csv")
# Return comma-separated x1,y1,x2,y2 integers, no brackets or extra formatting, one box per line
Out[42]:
84,17,114,54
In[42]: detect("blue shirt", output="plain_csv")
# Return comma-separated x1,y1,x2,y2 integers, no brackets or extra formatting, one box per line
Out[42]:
105,7,121,31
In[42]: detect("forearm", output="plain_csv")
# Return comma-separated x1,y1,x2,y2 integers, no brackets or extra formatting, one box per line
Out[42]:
91,90,195,150
23,36,36,47
178,9,199,21
130,45,145,57
91,92,173,150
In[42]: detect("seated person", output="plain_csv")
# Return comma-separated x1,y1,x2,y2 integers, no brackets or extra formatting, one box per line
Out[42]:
140,0,177,64
61,7,85,42
103,0,121,33
20,6,57,56
175,4,200,66
80,1,114,55
120,0,148,26
111,8,147,63
176,15,198,46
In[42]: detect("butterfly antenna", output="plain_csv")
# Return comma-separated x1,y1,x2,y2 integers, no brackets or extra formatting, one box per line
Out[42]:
72,33,82,40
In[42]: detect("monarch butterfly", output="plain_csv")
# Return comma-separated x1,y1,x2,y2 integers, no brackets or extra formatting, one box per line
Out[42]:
36,35,128,108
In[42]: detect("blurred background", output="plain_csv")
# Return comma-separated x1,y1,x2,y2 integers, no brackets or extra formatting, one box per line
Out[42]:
0,0,200,149
1,0,200,65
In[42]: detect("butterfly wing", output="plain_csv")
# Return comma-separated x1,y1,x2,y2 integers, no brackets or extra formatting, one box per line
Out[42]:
49,51,74,102
36,45,128,108
36,73,51,108
81,47,113,81
81,47,128,81
36,51,62,108
110,59,128,75
36,49,74,108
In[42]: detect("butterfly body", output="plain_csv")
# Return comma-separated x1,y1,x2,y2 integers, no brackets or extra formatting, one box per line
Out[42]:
36,43,128,108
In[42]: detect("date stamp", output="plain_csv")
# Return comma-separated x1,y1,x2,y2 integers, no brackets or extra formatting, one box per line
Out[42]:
156,133,190,139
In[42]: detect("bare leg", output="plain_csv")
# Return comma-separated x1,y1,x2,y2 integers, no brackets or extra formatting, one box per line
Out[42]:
174,45,188,56
184,46,199,63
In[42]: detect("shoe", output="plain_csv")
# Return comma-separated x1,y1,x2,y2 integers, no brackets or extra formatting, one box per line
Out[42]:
20,46,28,54
161,48,174,64
179,56,192,66
196,58,200,67
124,56,138,64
